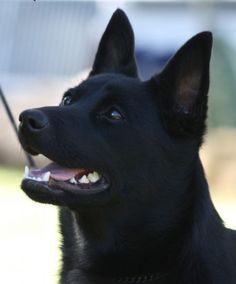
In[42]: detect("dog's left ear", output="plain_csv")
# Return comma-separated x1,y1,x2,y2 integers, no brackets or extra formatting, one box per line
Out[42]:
151,32,212,138
89,9,138,77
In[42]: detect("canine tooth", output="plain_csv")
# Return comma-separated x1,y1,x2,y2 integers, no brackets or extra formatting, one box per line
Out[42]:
69,177,77,184
79,175,89,184
42,172,50,182
24,166,29,178
87,172,100,183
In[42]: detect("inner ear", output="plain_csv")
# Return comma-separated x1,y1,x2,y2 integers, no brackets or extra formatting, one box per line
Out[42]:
176,67,202,114
89,9,138,78
156,31,212,115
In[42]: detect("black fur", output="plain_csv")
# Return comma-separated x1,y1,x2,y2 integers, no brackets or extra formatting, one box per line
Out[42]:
18,9,236,284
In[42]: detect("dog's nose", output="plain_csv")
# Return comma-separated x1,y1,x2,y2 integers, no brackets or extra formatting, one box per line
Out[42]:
19,109,49,132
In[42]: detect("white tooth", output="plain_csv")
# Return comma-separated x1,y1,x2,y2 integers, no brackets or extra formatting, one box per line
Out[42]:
87,174,93,183
42,172,50,182
24,166,29,178
69,177,77,184
94,171,100,179
88,172,100,183
79,175,89,184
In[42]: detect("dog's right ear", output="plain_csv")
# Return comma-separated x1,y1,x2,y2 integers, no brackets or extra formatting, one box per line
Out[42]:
89,9,138,78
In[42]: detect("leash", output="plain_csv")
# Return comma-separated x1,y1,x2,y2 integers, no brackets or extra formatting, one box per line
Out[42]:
0,86,36,168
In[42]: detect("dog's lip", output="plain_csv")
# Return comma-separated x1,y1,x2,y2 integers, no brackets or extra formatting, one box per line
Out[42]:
21,178,111,206
22,178,108,194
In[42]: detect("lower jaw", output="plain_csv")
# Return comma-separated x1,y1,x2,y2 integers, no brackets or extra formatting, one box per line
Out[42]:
48,175,109,193
21,178,111,207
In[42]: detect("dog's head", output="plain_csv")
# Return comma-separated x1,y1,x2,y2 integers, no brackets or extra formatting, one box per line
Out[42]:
18,9,212,210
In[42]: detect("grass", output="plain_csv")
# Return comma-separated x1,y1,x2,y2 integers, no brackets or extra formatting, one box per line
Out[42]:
0,164,235,283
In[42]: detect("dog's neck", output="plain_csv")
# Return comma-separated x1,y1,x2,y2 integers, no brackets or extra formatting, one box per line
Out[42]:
68,155,224,279
71,209,179,279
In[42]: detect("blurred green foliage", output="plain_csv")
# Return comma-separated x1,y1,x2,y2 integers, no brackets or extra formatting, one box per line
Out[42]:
209,39,236,127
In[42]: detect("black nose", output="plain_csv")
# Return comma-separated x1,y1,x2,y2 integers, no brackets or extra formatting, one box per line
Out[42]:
19,109,49,132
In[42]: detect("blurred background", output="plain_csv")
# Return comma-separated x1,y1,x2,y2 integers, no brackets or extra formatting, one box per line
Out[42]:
0,0,236,283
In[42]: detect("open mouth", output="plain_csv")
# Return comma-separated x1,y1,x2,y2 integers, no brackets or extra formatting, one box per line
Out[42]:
23,162,109,193
21,161,110,206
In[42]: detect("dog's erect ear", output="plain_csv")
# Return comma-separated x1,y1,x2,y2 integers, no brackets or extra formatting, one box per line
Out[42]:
89,9,138,78
151,32,212,139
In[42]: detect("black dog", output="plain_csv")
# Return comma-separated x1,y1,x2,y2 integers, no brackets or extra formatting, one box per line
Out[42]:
18,9,236,284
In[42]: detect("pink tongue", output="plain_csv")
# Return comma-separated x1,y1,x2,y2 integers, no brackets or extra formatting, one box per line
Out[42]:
29,162,86,181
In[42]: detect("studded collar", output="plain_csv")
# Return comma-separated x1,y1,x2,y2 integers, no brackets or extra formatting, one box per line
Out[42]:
115,272,167,283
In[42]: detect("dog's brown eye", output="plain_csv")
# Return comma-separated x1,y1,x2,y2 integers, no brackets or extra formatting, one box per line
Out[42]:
61,95,72,106
107,108,123,120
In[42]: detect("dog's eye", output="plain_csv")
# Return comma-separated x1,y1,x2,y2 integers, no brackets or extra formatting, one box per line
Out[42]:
61,95,72,106
106,108,123,120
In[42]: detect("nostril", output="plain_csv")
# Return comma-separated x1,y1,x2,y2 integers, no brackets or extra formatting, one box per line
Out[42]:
19,109,48,131
28,117,46,129
19,114,24,127
19,114,23,122
19,113,25,128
